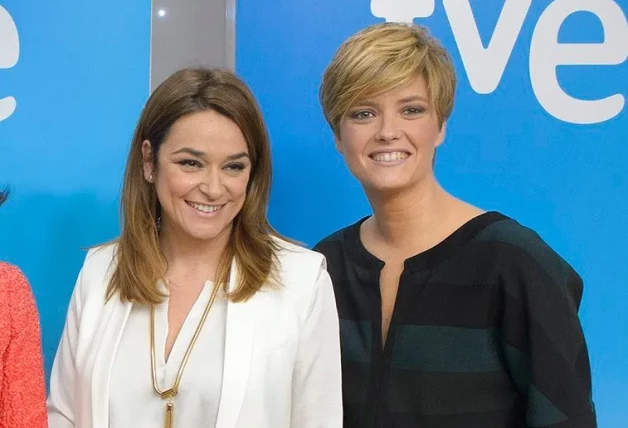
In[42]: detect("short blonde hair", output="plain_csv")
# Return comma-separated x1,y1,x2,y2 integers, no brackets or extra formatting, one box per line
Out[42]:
320,22,457,133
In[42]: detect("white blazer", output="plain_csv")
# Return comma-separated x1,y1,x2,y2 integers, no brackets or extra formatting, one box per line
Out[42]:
47,240,342,428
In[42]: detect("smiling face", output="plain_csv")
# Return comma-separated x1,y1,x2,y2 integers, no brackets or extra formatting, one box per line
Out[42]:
143,110,251,245
336,75,445,195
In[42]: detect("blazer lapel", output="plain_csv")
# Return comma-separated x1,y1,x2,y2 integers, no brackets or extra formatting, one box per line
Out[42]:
215,259,257,428
90,298,133,428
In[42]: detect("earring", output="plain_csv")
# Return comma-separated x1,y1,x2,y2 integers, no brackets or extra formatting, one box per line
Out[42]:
148,173,153,182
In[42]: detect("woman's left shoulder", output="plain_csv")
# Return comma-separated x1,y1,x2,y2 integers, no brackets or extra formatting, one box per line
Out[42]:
273,237,326,275
271,238,329,299
475,214,568,265
0,262,32,295
475,214,581,292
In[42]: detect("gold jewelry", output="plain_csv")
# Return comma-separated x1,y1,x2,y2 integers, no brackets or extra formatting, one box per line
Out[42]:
150,280,220,428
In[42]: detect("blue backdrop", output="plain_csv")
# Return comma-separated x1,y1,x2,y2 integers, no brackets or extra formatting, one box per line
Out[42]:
0,1,150,376
236,0,627,427
0,1,626,426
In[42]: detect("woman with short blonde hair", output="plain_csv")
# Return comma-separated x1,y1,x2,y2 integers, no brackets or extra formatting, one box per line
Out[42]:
315,22,595,428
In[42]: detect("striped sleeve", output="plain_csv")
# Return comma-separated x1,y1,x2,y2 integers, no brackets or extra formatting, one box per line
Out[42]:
499,236,596,428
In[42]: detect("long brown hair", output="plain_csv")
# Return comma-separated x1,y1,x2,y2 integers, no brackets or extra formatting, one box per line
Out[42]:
108,68,283,304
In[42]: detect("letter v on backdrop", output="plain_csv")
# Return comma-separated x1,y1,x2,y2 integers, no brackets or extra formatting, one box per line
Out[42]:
371,0,628,125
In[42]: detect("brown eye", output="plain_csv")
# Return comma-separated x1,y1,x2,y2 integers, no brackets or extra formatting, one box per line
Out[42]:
225,163,246,172
177,159,202,168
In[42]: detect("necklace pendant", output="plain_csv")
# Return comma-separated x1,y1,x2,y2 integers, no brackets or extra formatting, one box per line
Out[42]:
165,401,174,428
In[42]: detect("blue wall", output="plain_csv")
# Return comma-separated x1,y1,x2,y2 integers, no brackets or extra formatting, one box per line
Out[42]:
236,0,627,427
0,1,150,376
0,1,626,426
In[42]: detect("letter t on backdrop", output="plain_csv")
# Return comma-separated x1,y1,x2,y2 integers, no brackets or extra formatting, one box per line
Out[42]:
371,0,435,23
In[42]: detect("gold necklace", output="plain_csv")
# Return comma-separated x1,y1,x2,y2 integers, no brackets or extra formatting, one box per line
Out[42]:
150,280,220,428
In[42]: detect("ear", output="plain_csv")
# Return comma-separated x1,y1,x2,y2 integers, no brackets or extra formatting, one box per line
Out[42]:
435,121,447,148
334,134,344,154
141,140,155,182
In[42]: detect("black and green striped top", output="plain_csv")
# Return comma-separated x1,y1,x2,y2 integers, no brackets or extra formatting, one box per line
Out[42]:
314,211,596,428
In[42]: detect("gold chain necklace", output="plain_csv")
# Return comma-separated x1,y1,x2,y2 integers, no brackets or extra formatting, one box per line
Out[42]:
150,280,221,428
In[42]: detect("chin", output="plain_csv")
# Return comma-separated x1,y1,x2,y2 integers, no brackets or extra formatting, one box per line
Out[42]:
187,232,228,243
364,179,413,194
181,224,231,242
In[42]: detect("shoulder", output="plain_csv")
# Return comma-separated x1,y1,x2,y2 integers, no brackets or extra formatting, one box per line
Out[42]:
473,214,582,300
313,223,354,252
267,238,336,322
312,219,363,262
0,262,27,288
270,237,332,303
474,215,552,254
0,261,33,299
273,237,326,277
0,263,40,332
81,242,117,274
73,242,118,300
476,216,574,275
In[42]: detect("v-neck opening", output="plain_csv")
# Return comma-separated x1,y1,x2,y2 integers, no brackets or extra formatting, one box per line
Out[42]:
156,280,213,367
109,279,227,428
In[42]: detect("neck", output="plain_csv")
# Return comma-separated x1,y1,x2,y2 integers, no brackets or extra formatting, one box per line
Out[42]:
367,177,443,242
363,175,474,255
159,224,231,281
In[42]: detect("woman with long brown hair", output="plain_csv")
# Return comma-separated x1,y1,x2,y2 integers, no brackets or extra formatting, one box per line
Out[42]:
46,68,342,428
0,189,48,428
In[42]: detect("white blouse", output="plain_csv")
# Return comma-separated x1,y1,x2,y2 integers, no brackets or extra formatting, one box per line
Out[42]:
108,281,227,428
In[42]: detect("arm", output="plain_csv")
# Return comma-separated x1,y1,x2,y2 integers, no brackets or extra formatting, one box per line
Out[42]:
46,268,84,428
0,267,47,428
290,265,343,428
501,259,596,428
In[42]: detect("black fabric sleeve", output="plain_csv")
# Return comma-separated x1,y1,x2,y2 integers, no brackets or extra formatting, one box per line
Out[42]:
500,247,596,428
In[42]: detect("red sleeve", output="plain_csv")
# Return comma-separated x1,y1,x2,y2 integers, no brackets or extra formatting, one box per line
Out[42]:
0,265,48,428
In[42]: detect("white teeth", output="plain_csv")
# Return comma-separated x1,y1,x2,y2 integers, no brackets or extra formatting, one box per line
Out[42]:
371,152,409,162
189,202,221,213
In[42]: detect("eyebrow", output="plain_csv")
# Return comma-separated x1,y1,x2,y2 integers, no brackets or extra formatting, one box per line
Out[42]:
171,147,250,161
172,147,206,157
353,95,429,108
226,152,250,161
397,95,429,104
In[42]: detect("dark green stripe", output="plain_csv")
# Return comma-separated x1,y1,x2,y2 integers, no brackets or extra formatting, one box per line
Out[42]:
339,319,372,364
392,326,502,372
476,220,570,286
527,386,568,426
502,343,531,394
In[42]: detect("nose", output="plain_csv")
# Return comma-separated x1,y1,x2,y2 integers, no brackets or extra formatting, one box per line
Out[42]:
374,112,402,144
199,167,225,200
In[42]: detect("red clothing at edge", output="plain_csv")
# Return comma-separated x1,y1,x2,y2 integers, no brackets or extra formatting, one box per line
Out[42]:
0,262,47,428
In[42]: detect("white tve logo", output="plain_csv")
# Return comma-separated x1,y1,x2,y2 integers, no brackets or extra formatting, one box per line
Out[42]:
0,5,19,122
371,0,628,125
